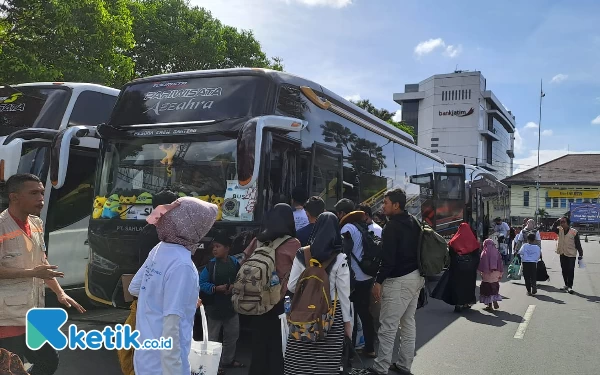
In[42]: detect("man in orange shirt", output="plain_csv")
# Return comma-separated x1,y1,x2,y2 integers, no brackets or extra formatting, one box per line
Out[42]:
0,174,85,375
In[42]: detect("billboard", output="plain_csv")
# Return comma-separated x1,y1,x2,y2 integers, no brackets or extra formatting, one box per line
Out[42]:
570,203,600,224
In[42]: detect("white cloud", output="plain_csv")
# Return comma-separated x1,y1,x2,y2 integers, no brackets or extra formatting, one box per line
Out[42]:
541,129,553,136
282,0,352,7
513,150,600,174
392,109,402,122
550,74,568,84
414,38,446,56
524,122,539,129
592,115,600,125
513,128,524,154
444,44,463,58
344,94,361,102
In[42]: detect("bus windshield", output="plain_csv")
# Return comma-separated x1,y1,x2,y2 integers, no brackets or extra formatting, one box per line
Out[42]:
0,86,70,136
110,75,266,126
94,134,255,222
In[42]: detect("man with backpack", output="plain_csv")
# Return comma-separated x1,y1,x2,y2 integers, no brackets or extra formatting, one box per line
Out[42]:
368,189,424,375
334,199,377,359
514,219,541,253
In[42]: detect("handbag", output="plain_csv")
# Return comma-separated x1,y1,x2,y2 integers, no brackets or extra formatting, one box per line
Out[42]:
189,306,223,375
536,260,550,281
507,257,521,280
430,269,450,300
417,284,429,309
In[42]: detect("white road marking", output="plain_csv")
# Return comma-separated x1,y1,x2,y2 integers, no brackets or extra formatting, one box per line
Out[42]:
514,304,536,339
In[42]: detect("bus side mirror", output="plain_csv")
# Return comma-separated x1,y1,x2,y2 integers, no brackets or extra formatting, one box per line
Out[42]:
236,115,307,189
50,126,97,189
0,138,23,182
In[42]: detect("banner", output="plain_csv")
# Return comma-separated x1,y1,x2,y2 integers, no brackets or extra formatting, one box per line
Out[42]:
570,203,600,224
548,190,600,199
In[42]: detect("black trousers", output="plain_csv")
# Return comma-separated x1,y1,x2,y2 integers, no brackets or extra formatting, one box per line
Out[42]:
351,278,376,353
560,255,576,288
248,301,284,375
522,262,537,293
0,334,59,375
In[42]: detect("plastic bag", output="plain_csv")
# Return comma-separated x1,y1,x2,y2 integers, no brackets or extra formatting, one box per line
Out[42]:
189,306,223,375
578,258,586,268
507,257,521,280
280,313,289,357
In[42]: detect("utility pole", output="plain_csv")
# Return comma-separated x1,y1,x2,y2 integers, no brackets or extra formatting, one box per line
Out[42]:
536,79,545,223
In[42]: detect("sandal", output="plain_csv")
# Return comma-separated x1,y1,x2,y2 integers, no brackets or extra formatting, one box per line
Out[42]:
222,360,246,368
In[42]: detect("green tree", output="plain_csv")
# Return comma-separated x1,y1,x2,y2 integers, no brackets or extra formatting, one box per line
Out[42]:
352,98,416,138
0,0,135,86
128,0,282,77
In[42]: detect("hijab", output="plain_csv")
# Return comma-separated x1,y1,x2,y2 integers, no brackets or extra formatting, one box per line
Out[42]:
147,197,218,254
478,239,504,274
448,223,480,255
256,203,296,243
305,212,343,263
525,219,536,231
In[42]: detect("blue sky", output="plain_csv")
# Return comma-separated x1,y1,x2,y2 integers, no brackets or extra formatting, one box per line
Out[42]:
193,0,600,174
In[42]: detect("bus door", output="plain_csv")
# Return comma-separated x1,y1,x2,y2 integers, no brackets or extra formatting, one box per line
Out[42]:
408,173,434,225
309,143,343,210
265,133,302,210
433,172,465,237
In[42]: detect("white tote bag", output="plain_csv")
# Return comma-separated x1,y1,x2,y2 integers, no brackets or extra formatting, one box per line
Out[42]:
189,306,223,375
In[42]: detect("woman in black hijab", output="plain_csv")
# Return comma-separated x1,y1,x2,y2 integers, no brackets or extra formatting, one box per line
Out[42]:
257,203,297,243
284,212,352,374
245,203,301,375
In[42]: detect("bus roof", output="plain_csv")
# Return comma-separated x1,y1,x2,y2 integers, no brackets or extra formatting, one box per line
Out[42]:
6,82,120,95
128,68,417,145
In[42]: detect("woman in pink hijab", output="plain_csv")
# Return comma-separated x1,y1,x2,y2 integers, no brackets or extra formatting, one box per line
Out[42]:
129,197,218,375
478,239,504,312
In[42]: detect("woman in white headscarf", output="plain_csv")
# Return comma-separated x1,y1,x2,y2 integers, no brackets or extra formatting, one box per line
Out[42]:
514,219,542,253
129,197,218,375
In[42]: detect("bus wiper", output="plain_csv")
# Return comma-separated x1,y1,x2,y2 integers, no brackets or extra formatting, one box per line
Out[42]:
0,82,44,101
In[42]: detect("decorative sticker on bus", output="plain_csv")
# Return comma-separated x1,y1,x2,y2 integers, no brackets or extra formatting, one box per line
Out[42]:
222,180,257,222
0,93,25,112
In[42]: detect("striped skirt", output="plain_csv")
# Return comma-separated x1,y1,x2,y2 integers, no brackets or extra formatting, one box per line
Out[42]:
284,304,345,375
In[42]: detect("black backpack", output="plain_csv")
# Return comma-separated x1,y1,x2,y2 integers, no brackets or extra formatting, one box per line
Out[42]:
350,222,383,277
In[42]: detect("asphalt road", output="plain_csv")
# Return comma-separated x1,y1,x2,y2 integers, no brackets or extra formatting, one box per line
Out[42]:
50,237,600,375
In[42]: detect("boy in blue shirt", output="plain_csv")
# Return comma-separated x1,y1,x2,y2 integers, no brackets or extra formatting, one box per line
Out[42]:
199,231,245,373
519,232,542,296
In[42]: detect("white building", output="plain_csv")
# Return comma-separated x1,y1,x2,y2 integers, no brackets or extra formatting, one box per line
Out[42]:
394,71,516,179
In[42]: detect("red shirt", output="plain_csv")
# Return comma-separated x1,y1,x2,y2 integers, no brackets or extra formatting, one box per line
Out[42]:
0,212,33,338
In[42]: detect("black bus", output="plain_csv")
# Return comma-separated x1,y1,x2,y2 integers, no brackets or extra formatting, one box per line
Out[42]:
54,69,467,307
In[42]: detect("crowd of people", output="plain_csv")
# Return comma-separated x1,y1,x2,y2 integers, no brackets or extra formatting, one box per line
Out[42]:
0,173,587,375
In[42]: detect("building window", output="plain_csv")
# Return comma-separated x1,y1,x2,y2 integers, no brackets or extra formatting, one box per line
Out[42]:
576,198,583,203
545,197,551,208
431,137,439,141
523,191,529,207
469,89,471,99
552,198,559,208
560,198,567,208
462,89,465,100
431,150,438,153
431,143,438,147
593,199,598,204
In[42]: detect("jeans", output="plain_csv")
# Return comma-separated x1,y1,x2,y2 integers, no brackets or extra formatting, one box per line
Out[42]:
352,278,376,353
372,270,424,374
206,314,240,366
522,262,537,293
0,334,59,375
560,255,576,288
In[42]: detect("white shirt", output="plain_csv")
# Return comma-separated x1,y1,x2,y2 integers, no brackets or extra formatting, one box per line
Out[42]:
493,222,510,237
287,253,352,322
368,222,383,238
341,223,372,282
293,208,310,231
129,242,200,375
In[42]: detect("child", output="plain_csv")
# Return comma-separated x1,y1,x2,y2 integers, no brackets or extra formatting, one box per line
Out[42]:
519,232,542,296
478,239,504,311
199,231,245,374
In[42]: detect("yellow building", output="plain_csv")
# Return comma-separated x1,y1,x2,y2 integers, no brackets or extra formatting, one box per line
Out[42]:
503,154,600,228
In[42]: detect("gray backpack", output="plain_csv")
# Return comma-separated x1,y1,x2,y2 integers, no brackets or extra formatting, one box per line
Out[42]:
232,235,291,315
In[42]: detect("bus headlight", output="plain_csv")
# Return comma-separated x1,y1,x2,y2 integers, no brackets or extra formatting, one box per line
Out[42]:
90,251,118,273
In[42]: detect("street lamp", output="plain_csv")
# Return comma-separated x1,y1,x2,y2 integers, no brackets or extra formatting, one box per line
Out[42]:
536,80,545,222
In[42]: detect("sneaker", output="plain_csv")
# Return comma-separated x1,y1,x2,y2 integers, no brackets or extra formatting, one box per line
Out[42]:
389,363,414,375
527,291,532,296
568,288,574,294
532,289,537,295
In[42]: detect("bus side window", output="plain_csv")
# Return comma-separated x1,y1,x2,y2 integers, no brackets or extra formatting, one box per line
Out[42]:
46,150,96,232
310,143,342,210
68,91,117,127
267,136,299,209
